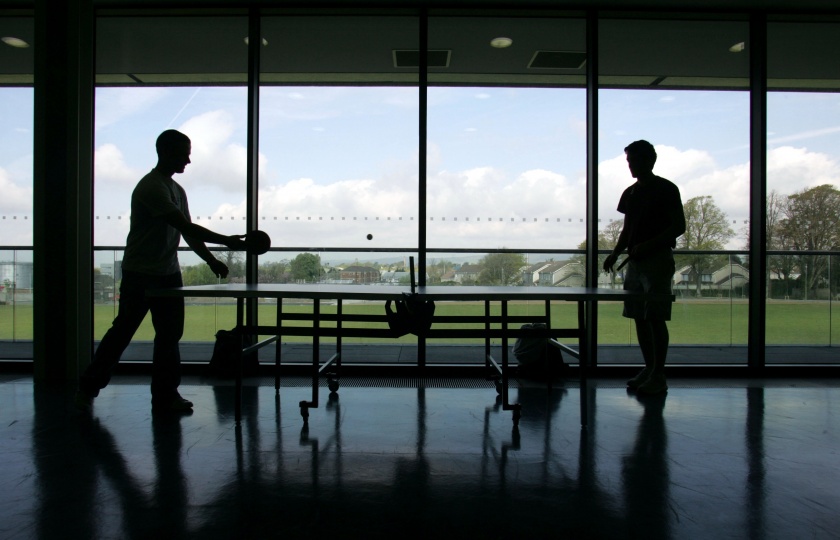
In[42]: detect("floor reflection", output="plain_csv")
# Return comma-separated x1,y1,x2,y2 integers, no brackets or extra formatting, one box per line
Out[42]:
4,377,838,539
621,392,670,539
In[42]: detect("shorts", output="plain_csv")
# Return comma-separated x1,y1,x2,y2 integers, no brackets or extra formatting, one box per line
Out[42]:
622,249,675,321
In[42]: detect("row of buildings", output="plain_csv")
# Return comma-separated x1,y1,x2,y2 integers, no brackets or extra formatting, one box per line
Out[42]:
324,260,754,297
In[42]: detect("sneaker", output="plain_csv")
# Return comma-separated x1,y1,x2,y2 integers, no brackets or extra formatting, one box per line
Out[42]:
626,367,651,389
152,395,194,413
637,373,668,395
74,391,93,412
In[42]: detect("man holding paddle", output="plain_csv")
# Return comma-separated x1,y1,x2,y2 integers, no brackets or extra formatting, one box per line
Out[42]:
603,140,685,396
76,129,267,413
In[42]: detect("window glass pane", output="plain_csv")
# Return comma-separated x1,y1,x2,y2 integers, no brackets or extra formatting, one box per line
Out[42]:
0,16,34,354
95,16,248,343
259,15,419,250
0,87,33,246
767,22,840,357
428,16,586,253
598,17,749,364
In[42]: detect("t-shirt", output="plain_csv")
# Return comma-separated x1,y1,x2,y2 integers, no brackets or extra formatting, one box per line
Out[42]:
617,175,683,253
122,169,190,275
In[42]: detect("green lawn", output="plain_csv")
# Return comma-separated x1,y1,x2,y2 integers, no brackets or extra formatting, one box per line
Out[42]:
0,300,837,345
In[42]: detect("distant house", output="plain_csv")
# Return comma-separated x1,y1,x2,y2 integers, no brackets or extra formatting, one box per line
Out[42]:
381,270,410,284
673,264,749,296
339,265,380,284
440,269,457,283
537,260,585,287
521,261,552,286
712,264,749,292
454,264,482,284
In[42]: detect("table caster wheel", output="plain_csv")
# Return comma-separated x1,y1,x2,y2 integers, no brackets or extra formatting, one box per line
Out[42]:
512,408,521,427
299,401,309,423
328,377,339,393
494,379,502,395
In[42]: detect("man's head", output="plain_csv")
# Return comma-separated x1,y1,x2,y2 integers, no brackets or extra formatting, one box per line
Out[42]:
155,130,191,175
624,140,656,179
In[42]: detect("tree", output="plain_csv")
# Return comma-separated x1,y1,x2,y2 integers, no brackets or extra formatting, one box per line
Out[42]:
258,260,290,283
477,252,526,285
181,263,220,286
765,190,797,298
571,219,624,286
218,250,245,281
290,253,322,283
426,259,456,284
779,184,840,298
677,195,734,297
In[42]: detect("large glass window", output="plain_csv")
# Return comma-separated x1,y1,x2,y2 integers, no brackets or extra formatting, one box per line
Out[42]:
427,16,586,252
258,16,419,252
598,17,750,364
0,16,34,350
255,15,420,347
94,16,249,344
767,21,840,359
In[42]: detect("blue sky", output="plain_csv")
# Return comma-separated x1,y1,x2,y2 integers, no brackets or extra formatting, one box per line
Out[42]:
2,85,840,253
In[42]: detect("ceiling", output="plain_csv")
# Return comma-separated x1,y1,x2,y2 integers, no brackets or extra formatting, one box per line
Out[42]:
2,3,840,89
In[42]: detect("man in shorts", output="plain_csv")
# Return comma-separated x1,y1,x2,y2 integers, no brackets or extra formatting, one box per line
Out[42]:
603,140,685,395
76,129,252,413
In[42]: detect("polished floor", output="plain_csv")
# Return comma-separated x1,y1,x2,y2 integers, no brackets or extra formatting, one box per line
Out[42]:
2,373,839,539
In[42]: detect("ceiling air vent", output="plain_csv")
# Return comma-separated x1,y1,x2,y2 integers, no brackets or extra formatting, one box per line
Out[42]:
528,51,587,69
393,50,451,68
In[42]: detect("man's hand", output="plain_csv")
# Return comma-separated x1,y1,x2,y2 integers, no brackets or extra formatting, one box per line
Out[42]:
208,258,229,279
603,252,619,273
225,235,248,251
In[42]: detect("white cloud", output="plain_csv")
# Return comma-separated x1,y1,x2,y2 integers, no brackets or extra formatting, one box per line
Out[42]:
767,145,840,194
0,167,32,213
94,143,140,185
88,139,840,251
176,110,261,193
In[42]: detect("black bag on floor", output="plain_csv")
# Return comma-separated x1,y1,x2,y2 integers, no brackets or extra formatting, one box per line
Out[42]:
512,323,568,379
208,329,260,378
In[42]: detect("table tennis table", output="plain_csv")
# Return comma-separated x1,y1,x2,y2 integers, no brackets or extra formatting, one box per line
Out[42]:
151,283,665,428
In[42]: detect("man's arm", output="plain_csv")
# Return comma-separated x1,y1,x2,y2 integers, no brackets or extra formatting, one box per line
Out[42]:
603,227,629,273
182,234,230,278
159,209,247,249
159,209,248,278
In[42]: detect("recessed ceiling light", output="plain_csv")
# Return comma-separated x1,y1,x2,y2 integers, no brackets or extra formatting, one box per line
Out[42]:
729,42,745,53
243,37,268,46
490,37,513,49
2,36,30,48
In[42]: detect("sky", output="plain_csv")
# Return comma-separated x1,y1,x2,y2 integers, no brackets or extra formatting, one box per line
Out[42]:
3,85,840,257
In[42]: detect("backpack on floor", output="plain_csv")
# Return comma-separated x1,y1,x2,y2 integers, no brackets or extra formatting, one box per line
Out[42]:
208,329,259,378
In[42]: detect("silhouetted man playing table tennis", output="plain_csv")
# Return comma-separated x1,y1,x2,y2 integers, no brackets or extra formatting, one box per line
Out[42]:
77,129,251,413
604,140,685,395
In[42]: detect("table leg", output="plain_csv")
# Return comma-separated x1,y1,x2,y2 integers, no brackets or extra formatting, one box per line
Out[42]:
501,300,521,427
275,299,282,394
299,299,320,423
235,297,243,424
578,300,588,429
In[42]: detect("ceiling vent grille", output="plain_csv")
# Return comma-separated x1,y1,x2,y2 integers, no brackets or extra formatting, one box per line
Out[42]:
528,50,587,69
393,50,451,68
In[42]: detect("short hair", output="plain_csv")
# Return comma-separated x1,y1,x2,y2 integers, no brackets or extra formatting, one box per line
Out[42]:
156,130,190,156
624,140,657,165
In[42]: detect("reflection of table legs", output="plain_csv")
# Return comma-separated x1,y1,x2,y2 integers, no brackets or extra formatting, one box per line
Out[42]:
297,299,342,424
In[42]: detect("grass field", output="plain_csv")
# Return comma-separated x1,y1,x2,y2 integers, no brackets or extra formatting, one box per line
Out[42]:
1,299,838,346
